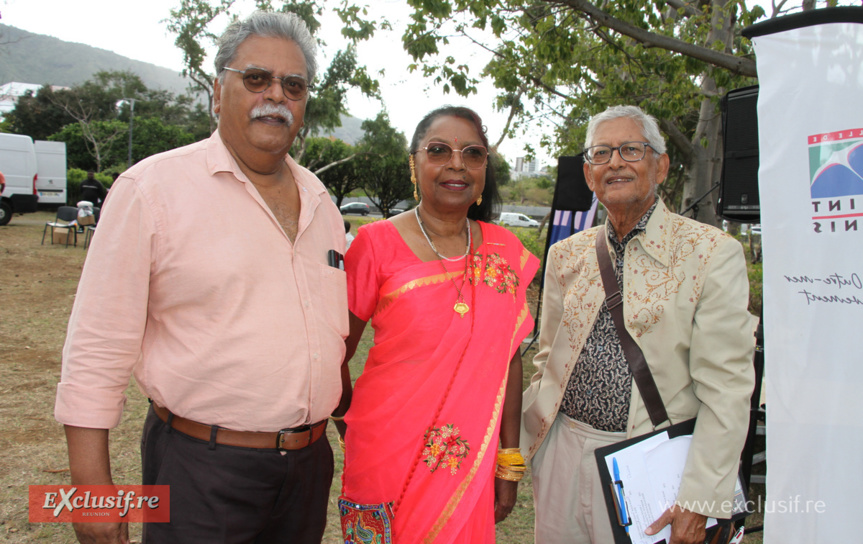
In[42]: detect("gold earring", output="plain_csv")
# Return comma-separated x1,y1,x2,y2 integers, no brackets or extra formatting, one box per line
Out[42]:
476,195,483,206
410,155,418,201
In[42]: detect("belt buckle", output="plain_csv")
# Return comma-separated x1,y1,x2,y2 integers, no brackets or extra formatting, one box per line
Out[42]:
276,425,312,450
605,290,623,311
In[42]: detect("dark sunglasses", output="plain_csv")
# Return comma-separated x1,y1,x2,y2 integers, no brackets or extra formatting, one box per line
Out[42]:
223,67,311,101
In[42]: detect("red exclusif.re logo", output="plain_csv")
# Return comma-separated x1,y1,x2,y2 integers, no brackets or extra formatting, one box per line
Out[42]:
29,485,170,523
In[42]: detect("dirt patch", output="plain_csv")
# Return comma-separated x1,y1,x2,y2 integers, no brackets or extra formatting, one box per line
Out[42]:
0,213,109,542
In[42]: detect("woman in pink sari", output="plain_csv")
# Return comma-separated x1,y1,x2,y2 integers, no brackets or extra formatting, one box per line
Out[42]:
334,106,539,543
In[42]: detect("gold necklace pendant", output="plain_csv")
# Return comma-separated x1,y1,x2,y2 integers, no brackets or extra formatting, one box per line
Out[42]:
416,207,473,320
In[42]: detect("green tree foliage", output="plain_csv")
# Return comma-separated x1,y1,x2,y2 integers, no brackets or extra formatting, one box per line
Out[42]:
401,0,778,225
51,117,195,171
355,112,411,218
491,151,511,186
118,117,196,167
499,176,553,206
48,119,127,172
7,70,207,171
300,137,361,206
166,0,232,134
300,45,379,161
2,86,74,140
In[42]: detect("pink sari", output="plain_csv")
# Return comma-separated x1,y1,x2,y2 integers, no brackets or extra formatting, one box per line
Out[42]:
343,220,538,543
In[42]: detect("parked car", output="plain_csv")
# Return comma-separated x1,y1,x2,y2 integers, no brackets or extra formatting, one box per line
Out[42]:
390,208,406,216
499,212,539,228
340,202,370,215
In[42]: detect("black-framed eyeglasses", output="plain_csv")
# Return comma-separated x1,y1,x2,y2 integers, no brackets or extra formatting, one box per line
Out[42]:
223,67,311,101
421,142,488,170
583,141,656,165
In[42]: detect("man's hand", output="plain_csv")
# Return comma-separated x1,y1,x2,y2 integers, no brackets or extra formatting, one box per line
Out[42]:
72,522,129,544
493,478,518,523
64,426,127,543
645,505,707,544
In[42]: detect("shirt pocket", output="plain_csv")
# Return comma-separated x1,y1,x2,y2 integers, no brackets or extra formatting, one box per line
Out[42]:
316,263,349,338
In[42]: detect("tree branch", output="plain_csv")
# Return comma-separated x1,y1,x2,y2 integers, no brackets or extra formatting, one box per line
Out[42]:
665,0,703,18
547,0,756,77
659,119,694,163
492,88,525,151
313,152,358,176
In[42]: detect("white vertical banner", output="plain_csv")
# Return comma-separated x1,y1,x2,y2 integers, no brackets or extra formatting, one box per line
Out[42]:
749,9,863,543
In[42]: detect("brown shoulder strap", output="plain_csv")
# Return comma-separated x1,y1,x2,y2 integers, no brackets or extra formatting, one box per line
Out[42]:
595,227,669,428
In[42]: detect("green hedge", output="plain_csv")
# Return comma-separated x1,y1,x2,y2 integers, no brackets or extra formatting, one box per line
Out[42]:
511,226,547,274
66,169,115,205
747,262,763,317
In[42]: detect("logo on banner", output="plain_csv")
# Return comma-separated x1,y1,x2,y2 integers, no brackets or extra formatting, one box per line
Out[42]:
29,485,170,523
809,128,863,234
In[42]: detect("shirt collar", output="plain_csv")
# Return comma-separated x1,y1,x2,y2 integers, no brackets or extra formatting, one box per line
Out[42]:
204,130,331,238
607,200,658,249
205,130,327,195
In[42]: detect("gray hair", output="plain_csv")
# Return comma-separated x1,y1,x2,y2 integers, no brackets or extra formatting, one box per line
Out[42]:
214,11,317,84
584,105,667,155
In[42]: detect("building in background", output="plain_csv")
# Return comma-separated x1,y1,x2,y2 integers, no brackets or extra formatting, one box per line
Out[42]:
0,82,69,118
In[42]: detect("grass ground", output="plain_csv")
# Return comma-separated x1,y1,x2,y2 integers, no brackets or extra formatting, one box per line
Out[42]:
0,212,764,542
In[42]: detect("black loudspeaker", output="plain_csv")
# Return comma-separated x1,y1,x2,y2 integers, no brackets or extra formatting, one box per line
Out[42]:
718,85,760,222
555,155,595,212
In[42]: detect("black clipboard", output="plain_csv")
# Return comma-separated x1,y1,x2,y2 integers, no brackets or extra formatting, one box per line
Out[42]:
594,418,749,544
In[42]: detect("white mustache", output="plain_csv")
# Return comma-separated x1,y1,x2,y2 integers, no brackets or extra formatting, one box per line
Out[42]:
250,104,294,125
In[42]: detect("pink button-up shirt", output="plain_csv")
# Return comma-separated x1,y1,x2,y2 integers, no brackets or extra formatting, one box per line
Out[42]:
55,132,348,432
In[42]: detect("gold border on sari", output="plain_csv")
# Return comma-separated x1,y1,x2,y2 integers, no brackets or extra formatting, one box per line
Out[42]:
374,271,464,317
424,374,508,543
424,305,530,541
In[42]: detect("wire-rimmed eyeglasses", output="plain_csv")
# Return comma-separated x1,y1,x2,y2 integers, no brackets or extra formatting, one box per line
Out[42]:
422,142,489,170
223,67,311,101
583,141,657,165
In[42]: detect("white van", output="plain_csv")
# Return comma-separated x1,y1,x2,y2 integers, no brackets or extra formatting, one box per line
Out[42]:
499,212,540,228
0,133,39,226
34,140,67,205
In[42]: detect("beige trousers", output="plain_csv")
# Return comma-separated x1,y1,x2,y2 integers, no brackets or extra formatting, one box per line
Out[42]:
531,413,626,544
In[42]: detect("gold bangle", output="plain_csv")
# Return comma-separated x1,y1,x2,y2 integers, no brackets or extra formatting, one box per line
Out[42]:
330,414,345,422
495,465,524,482
338,435,346,453
497,450,525,468
498,447,521,454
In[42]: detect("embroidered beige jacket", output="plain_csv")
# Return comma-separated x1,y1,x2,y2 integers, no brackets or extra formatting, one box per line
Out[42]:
521,200,757,518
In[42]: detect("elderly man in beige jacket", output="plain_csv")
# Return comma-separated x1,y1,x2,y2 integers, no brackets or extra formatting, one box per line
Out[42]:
521,105,756,544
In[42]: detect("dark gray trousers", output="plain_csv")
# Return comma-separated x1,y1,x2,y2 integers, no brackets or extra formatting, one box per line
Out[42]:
141,406,333,543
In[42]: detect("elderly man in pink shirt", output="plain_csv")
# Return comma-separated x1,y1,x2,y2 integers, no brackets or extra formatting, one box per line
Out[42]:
54,11,348,544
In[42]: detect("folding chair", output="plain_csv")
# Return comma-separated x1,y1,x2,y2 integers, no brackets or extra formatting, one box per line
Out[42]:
41,206,79,247
83,207,101,249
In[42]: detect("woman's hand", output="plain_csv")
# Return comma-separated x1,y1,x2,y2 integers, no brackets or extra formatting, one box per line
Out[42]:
493,478,518,523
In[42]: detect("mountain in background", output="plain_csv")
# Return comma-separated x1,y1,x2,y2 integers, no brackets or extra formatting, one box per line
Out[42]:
312,115,367,145
0,24,191,95
0,24,367,143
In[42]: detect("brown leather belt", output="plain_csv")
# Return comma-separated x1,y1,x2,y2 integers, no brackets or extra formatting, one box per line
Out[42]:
151,403,327,451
